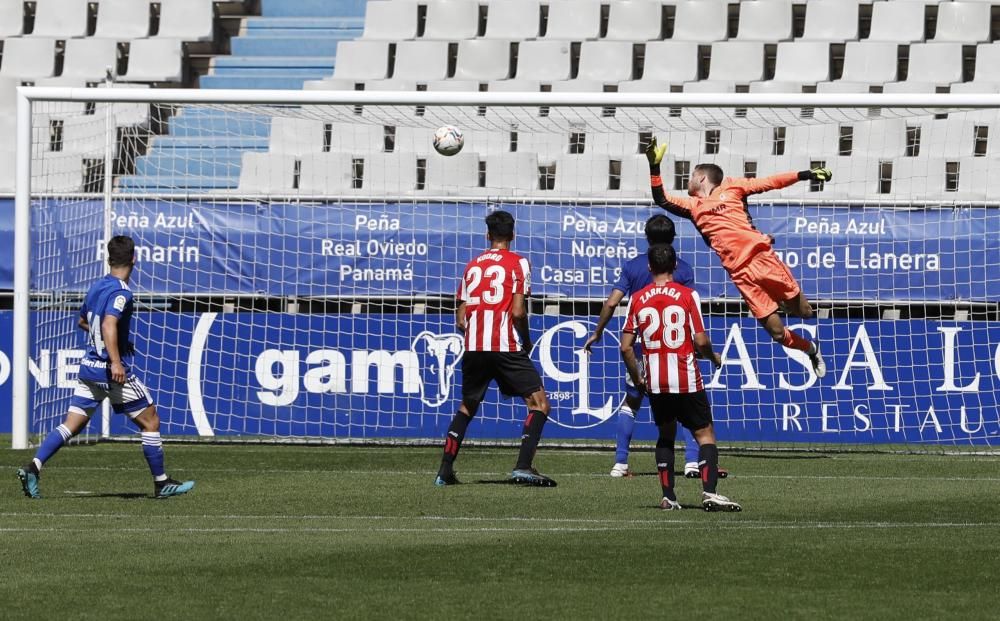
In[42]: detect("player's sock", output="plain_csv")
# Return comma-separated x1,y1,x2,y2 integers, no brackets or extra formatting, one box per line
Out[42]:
655,441,676,502
140,432,168,482
679,423,699,465
439,411,472,475
514,410,548,471
614,406,637,465
781,327,813,353
32,424,73,471
699,443,720,494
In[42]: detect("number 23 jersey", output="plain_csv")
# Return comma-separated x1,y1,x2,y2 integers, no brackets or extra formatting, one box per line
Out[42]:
458,248,531,353
624,281,706,394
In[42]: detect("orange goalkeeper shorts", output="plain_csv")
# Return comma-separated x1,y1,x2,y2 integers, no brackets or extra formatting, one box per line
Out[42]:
729,249,802,319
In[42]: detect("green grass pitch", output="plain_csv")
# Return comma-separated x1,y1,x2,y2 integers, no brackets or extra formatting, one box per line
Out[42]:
2,442,1000,620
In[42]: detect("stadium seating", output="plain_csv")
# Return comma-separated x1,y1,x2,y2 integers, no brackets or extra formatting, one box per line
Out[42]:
4,0,1000,199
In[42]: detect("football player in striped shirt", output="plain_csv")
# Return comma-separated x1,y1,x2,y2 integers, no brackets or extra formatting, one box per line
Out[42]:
646,137,829,379
17,236,195,500
621,244,741,512
434,211,556,487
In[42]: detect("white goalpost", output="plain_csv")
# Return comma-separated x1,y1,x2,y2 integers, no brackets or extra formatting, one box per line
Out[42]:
12,87,1000,453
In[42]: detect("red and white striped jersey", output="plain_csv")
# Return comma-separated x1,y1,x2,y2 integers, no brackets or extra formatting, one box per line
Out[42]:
458,248,531,352
623,281,706,394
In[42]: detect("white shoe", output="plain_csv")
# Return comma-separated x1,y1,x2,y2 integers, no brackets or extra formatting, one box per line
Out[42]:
684,462,699,478
702,492,742,512
660,497,682,511
809,340,827,379
610,463,631,478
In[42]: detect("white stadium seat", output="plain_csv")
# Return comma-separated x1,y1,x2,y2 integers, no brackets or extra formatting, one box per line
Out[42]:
933,2,991,44
61,39,120,82
94,0,152,39
158,0,215,42
884,43,963,93
484,0,541,40
298,152,355,194
362,1,418,40
122,39,185,82
634,41,699,84
269,117,325,155
850,119,908,158
818,42,898,92
736,0,793,42
917,117,978,159
799,0,858,42
465,129,513,156
685,42,764,91
354,152,418,194
0,38,57,79
543,0,602,40
326,122,386,154
866,2,925,43
671,0,729,43
34,153,84,193
423,152,482,195
514,41,573,81
618,153,666,194
484,152,540,193
576,42,635,83
454,40,511,81
391,41,450,81
786,123,844,158
422,0,480,40
811,155,882,200
0,1,25,37
237,152,297,194
553,156,611,197
333,41,390,80
750,41,830,93
605,1,663,42
29,0,89,38
951,43,1000,93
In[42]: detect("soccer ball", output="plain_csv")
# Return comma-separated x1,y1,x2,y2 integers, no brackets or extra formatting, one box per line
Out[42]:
433,125,464,156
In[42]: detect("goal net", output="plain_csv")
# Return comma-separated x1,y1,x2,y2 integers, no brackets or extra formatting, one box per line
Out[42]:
13,89,1000,453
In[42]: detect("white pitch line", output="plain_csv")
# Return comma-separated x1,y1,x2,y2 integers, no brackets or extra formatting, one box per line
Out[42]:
8,464,1000,483
0,522,998,534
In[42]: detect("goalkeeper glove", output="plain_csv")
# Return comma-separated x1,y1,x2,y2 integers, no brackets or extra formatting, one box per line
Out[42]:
799,167,833,182
645,136,668,167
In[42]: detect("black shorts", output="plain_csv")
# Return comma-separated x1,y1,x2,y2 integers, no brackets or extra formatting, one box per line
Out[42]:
462,351,544,403
648,390,713,432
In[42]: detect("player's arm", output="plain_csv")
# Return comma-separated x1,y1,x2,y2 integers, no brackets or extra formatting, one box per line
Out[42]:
101,314,126,384
78,302,89,332
736,166,833,195
688,292,721,368
583,288,626,353
455,301,468,333
511,292,532,354
619,331,646,394
646,137,694,219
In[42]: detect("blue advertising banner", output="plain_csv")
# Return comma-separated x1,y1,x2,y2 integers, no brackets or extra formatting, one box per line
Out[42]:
1,199,996,301
4,310,999,446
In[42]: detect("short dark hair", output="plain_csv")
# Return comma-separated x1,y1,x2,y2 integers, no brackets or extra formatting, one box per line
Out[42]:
694,163,724,186
485,210,515,241
645,214,676,245
648,243,677,276
107,235,135,268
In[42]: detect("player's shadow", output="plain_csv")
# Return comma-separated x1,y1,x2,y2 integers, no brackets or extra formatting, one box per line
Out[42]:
474,478,523,485
68,492,149,499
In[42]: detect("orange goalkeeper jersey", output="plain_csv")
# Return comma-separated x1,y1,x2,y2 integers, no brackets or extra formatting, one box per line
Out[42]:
652,171,800,273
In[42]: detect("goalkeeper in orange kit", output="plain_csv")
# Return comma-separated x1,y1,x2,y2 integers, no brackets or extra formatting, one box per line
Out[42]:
645,137,829,378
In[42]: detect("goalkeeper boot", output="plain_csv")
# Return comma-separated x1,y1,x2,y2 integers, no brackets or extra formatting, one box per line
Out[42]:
17,464,41,499
660,497,682,511
610,463,631,478
808,340,827,379
511,468,557,487
154,477,195,499
702,492,742,512
434,472,462,486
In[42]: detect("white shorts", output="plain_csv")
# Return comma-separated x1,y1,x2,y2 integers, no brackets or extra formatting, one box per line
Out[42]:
68,375,154,419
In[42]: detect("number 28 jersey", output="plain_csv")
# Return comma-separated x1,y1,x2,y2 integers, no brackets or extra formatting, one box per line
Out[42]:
623,281,706,394
458,248,531,353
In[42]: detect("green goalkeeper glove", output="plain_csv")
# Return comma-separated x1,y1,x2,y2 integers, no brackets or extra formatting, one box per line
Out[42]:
799,167,833,182
645,136,668,167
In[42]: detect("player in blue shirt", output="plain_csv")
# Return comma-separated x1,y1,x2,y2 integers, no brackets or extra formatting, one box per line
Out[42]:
583,215,726,479
17,236,194,499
